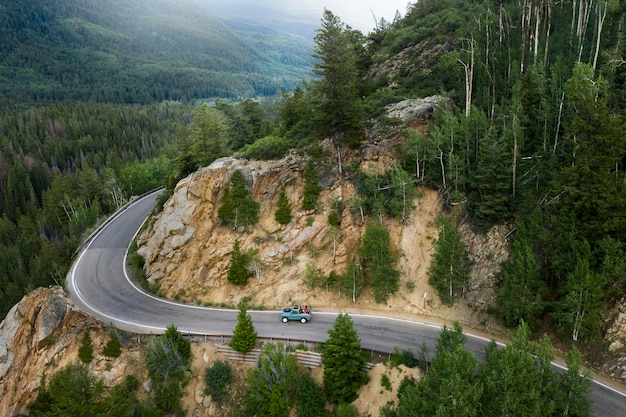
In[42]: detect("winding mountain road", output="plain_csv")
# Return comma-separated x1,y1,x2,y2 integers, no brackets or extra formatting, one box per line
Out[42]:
67,190,626,416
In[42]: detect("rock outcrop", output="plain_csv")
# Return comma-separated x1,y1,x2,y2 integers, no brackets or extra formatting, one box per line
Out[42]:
604,297,626,382
385,96,449,124
0,287,140,416
135,129,507,326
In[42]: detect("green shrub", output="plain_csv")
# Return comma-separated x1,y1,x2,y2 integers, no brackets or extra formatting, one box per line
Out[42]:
203,360,232,404
240,135,294,160
381,373,392,391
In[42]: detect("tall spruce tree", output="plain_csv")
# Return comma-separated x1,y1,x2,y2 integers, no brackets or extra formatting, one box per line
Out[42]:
322,313,369,403
497,235,546,328
217,170,260,228
78,328,94,364
230,302,257,354
312,9,363,146
227,239,250,286
358,221,400,303
428,215,473,306
302,159,322,211
274,186,292,225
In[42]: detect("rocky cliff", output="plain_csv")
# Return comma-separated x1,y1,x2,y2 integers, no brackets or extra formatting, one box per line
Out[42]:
136,99,510,332
0,287,144,416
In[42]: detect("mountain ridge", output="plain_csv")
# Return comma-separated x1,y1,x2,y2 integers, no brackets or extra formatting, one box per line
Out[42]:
0,0,312,105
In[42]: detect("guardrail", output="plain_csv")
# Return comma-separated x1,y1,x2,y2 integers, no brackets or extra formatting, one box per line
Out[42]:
171,332,392,369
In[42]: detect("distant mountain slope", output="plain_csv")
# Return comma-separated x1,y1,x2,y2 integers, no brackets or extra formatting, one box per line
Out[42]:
197,0,316,82
197,0,320,42
0,0,312,105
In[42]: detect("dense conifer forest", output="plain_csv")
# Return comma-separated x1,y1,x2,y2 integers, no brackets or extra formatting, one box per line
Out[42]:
0,0,312,105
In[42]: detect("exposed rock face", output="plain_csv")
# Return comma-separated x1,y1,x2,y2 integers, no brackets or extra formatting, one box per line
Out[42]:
369,39,453,86
385,96,450,124
0,287,138,416
461,223,513,310
135,133,508,328
604,297,626,382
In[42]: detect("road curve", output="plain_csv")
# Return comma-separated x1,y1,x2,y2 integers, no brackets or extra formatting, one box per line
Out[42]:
67,191,626,416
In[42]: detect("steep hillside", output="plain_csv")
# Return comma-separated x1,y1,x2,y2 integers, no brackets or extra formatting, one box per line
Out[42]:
0,0,311,105
137,101,509,335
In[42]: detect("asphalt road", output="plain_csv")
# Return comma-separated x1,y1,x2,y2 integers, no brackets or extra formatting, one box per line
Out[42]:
67,190,626,416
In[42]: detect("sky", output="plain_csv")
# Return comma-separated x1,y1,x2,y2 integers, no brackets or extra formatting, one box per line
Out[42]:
302,0,413,33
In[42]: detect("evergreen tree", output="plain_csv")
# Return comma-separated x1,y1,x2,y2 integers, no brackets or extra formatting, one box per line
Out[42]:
32,364,106,416
471,125,513,229
164,324,192,367
192,104,228,167
302,159,322,211
243,343,298,417
217,170,260,228
274,186,293,225
312,9,363,146
230,302,258,354
78,328,94,364
102,333,122,358
358,221,400,303
480,322,550,417
227,239,250,286
398,330,481,417
428,215,473,306
322,313,369,403
295,372,326,417
554,63,626,243
203,360,233,405
497,236,546,328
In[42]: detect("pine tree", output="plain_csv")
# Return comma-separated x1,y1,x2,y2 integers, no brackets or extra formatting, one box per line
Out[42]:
274,186,292,225
103,333,122,358
471,125,513,229
302,159,322,211
312,9,363,146
428,215,473,306
227,239,250,286
358,221,400,303
322,313,369,403
217,170,260,228
230,302,257,354
164,324,192,367
78,328,94,364
556,346,592,416
243,343,298,417
497,236,546,328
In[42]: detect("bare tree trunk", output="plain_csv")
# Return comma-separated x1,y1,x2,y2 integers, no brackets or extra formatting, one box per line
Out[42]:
513,114,518,197
592,1,608,71
544,1,552,67
533,2,542,65
438,146,446,189
458,38,475,118
577,0,592,62
554,91,565,153
521,0,531,72
334,133,343,175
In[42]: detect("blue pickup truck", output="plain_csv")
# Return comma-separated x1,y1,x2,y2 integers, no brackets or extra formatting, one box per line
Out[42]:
280,304,311,323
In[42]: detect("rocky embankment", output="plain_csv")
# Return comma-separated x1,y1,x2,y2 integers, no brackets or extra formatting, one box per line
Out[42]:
0,287,143,416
